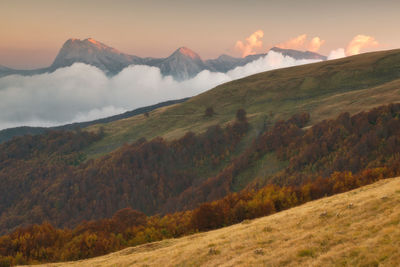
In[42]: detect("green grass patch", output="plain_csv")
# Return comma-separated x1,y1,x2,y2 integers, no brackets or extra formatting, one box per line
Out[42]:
232,152,288,191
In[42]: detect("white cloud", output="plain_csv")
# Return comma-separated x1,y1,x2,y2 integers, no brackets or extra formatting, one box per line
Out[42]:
327,48,346,60
0,51,321,130
227,51,319,79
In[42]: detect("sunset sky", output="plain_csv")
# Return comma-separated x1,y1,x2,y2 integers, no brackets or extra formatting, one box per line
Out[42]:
1,0,400,69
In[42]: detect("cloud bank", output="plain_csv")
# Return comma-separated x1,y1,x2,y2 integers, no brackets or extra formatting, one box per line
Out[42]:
0,51,320,130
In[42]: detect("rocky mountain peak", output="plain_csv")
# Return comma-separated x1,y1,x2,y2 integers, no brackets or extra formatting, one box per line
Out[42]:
172,47,202,60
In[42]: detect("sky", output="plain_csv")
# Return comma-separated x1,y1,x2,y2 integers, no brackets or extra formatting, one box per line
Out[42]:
1,0,400,69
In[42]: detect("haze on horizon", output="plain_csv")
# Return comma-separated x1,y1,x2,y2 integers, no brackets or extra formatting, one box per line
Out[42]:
1,0,400,69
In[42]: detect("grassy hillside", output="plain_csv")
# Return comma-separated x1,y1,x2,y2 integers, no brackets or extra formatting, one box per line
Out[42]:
84,49,400,158
32,176,400,267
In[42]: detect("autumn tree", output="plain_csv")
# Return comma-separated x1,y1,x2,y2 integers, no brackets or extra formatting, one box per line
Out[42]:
204,107,215,117
236,108,247,122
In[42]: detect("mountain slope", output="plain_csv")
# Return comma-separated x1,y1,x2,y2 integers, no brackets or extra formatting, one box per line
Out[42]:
205,54,264,73
0,65,48,78
156,47,207,80
32,176,400,267
0,65,16,77
83,49,400,158
271,46,327,60
0,65,12,71
50,38,143,75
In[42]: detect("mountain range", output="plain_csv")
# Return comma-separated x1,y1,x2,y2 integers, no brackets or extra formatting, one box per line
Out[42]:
0,38,327,80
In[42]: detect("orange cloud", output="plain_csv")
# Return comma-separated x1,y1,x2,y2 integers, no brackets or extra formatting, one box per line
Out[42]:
235,30,264,57
308,37,325,52
276,34,307,50
275,34,325,52
345,35,379,56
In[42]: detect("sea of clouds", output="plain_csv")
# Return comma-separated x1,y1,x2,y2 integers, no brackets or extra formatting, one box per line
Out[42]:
0,51,321,130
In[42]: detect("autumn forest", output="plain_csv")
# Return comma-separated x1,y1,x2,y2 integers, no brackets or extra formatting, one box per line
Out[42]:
1,103,400,265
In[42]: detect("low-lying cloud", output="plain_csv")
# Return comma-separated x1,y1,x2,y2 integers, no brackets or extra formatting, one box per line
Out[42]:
0,51,321,130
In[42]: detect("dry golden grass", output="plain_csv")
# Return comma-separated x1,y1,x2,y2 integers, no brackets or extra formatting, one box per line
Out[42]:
32,177,400,267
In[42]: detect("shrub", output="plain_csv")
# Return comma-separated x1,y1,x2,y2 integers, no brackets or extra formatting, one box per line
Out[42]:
236,109,247,122
205,107,215,117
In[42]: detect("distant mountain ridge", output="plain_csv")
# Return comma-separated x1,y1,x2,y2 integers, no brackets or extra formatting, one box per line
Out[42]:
0,65,12,71
0,38,327,80
270,46,327,60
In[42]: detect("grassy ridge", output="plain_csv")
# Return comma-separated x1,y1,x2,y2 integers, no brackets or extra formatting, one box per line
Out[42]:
84,49,400,158
33,177,400,267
